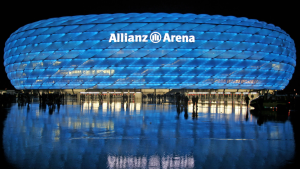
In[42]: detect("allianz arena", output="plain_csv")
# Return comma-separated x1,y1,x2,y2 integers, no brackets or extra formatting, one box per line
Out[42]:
3,13,296,90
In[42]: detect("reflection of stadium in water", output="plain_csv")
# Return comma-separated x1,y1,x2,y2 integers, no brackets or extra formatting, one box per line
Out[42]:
107,155,194,168
3,102,295,168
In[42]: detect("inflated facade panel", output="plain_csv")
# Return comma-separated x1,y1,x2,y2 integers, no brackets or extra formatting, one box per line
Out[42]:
3,13,296,89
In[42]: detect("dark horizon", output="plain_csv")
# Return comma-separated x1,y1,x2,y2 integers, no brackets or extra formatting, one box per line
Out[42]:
1,1,298,91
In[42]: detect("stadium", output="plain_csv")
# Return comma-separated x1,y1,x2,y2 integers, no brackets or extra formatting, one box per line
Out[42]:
3,13,296,96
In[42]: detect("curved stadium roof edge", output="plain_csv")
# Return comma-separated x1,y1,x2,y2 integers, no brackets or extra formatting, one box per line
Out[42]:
7,13,290,37
3,13,296,90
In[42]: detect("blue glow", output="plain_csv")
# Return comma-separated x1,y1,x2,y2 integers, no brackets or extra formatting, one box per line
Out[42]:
3,13,296,89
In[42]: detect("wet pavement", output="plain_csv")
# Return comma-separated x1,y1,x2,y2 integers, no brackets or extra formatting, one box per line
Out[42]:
1,101,296,168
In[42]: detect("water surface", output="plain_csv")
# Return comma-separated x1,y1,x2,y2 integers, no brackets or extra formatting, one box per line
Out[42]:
3,101,295,168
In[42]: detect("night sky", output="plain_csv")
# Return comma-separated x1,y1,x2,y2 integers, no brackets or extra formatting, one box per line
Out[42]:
1,0,299,91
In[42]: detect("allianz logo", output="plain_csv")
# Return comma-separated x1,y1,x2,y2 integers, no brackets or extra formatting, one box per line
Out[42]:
109,32,195,43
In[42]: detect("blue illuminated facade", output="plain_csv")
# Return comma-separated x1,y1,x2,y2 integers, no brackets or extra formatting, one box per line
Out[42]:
3,13,296,89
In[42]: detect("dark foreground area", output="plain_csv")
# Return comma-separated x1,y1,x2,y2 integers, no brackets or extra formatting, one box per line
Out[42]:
0,99,299,169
